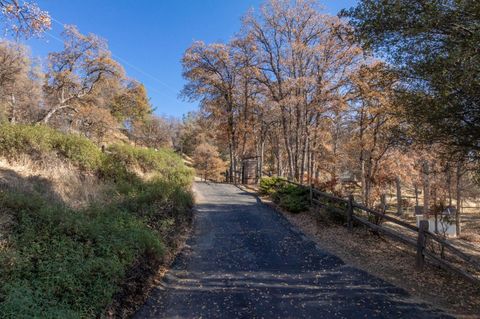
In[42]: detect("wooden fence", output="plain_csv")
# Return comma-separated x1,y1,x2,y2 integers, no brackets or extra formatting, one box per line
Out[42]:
277,178,480,285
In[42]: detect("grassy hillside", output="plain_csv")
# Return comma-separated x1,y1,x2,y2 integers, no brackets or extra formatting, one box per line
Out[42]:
0,124,194,318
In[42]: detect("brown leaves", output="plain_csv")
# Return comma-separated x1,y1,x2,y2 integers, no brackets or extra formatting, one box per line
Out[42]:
193,142,226,182
0,0,51,38
0,40,43,123
41,25,125,124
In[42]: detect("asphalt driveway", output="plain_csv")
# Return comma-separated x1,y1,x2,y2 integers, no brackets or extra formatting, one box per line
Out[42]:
134,182,450,319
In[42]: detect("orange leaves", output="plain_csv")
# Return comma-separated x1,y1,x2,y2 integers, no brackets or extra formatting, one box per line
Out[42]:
0,1,51,37
0,40,42,123
73,105,117,141
41,25,125,124
193,142,226,182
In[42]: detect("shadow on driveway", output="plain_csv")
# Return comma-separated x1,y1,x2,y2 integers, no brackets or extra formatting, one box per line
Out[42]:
134,182,451,319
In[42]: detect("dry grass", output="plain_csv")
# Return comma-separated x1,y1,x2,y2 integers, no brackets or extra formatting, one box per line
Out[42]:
461,212,480,245
461,232,480,244
0,156,113,209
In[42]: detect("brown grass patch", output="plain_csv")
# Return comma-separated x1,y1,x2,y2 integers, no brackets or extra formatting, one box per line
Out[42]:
0,156,113,209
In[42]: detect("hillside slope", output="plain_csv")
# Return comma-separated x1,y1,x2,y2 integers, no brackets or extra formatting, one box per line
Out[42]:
0,124,194,318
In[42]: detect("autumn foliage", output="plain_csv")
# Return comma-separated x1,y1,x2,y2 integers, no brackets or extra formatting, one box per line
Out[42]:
193,142,226,182
181,0,479,216
0,22,170,148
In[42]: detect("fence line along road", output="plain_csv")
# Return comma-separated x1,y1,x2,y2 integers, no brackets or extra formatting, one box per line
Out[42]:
260,177,480,285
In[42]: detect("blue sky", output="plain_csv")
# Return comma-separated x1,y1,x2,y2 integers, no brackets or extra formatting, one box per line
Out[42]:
25,0,357,118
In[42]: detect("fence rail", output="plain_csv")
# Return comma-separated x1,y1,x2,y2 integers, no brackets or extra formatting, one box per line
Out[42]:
275,178,480,285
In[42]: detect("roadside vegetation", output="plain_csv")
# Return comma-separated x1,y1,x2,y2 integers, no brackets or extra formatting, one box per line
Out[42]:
0,4,197,317
259,177,309,214
192,142,226,182
0,124,193,318
279,204,480,317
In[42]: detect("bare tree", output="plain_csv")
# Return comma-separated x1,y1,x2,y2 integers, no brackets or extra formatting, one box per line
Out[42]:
130,115,172,149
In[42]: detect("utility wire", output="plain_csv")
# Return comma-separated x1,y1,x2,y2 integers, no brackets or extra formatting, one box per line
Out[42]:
46,17,181,104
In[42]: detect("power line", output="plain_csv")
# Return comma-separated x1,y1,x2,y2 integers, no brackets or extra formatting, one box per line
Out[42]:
46,17,181,104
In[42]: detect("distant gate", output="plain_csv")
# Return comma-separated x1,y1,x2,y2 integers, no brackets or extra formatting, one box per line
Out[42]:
241,157,258,185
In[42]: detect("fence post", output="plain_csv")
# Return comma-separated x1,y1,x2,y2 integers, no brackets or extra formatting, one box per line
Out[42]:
347,195,354,231
416,220,429,271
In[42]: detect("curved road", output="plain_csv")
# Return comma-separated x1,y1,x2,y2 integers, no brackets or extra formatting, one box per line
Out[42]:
134,182,450,319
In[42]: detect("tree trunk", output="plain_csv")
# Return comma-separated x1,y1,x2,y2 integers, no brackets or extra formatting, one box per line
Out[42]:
227,104,237,184
9,93,16,124
259,139,265,181
280,106,294,179
309,152,315,185
415,184,419,207
276,144,282,177
293,106,300,182
380,193,387,212
38,104,75,124
396,176,402,215
447,163,453,206
299,136,308,184
433,187,438,233
422,161,430,219
363,152,372,207
456,162,462,236
228,144,234,183
204,161,208,182
361,150,367,206
306,143,311,185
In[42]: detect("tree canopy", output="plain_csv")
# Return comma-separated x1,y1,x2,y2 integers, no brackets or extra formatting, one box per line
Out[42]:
343,0,480,162
0,0,51,37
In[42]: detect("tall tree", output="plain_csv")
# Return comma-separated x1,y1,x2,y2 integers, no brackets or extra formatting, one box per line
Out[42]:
346,62,400,206
182,41,241,182
242,0,363,180
343,0,480,164
41,25,124,124
0,40,42,123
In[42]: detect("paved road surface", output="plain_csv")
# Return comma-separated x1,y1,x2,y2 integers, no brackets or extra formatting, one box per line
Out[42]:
134,182,450,319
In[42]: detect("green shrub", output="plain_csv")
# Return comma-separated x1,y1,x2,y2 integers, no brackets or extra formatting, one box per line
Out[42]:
0,124,194,318
0,124,104,170
0,123,194,185
259,177,309,213
103,144,193,185
259,176,285,195
275,184,309,213
0,178,193,318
